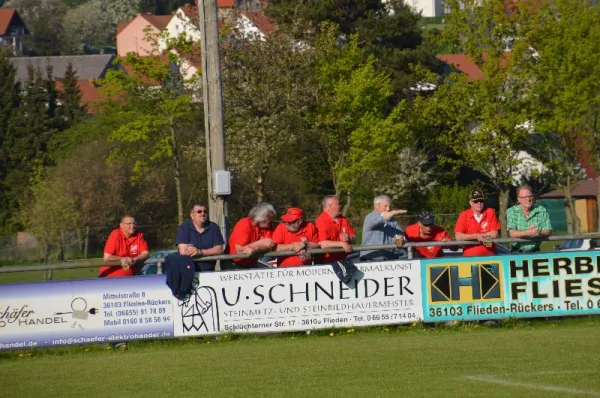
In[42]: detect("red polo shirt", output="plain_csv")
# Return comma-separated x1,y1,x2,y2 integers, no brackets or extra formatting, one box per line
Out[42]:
315,211,356,262
454,208,500,256
404,223,451,258
272,221,319,267
100,228,148,277
228,217,274,267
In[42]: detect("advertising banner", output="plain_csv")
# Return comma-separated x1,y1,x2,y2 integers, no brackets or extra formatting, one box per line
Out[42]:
173,261,423,336
0,276,174,349
422,251,600,322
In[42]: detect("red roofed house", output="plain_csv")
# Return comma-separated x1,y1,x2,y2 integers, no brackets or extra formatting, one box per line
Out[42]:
0,8,28,56
116,13,173,56
236,11,276,39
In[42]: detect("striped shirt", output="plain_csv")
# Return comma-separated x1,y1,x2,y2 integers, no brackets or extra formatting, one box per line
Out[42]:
506,204,552,252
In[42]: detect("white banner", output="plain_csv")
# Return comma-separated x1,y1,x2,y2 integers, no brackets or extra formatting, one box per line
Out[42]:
173,261,423,336
0,276,174,349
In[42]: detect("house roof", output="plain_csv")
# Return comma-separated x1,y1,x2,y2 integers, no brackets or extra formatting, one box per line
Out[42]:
116,20,133,35
540,179,598,198
117,14,173,36
55,79,105,113
0,8,28,36
242,11,276,35
437,54,485,81
217,0,235,7
9,54,116,82
140,14,173,31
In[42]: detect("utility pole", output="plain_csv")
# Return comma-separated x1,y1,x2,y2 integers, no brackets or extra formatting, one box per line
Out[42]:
198,0,228,240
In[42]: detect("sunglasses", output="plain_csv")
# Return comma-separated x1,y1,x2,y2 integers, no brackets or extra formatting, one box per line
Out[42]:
194,209,207,214
472,199,484,204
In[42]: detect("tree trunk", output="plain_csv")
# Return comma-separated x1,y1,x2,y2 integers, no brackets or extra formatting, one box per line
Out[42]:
564,177,580,234
256,159,269,203
170,121,184,224
342,192,352,217
498,188,509,238
83,226,89,259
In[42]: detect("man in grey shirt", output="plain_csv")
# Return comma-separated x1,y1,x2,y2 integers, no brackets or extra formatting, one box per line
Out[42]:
360,195,407,261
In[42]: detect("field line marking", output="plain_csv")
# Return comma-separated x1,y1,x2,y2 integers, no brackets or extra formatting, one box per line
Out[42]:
462,375,600,396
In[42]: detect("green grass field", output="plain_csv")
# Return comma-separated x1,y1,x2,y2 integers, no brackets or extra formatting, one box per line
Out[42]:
1,318,599,397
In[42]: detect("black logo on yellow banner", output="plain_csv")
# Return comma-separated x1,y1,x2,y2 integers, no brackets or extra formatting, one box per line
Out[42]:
429,262,502,303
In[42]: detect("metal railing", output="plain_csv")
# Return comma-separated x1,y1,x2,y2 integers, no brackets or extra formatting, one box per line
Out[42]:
1,233,599,278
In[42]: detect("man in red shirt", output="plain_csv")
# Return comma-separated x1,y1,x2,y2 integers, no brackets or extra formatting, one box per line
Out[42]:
228,202,276,268
100,215,149,278
315,195,357,262
454,190,501,256
405,211,454,258
273,207,320,267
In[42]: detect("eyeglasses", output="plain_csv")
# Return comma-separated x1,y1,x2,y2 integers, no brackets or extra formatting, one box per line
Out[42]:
194,210,207,214
519,195,534,199
472,200,484,204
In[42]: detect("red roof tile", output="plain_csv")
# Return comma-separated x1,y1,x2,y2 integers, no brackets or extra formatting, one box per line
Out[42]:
437,54,485,81
243,11,276,35
140,14,173,30
217,0,235,7
0,8,15,35
0,8,27,36
55,79,105,114
116,20,133,35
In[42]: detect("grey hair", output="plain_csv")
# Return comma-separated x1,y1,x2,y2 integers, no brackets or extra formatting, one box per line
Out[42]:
374,195,391,206
322,195,338,209
248,202,276,223
516,185,533,196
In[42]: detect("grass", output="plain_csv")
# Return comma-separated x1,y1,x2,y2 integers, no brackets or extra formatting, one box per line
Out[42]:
0,267,98,285
1,318,599,397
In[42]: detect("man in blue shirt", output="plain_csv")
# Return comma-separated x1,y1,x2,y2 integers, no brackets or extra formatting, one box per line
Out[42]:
175,203,225,271
360,195,407,261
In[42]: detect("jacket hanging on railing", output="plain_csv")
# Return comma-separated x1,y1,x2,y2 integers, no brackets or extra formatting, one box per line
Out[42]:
164,254,196,300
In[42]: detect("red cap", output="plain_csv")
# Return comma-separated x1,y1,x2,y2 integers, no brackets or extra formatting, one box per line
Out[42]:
281,207,304,223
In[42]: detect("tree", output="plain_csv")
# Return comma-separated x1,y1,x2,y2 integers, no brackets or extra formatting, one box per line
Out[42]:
99,31,203,224
140,0,193,15
0,49,21,235
222,30,317,204
4,64,60,232
56,62,87,129
16,167,79,263
516,0,600,234
102,0,142,26
421,0,537,236
310,23,415,214
61,0,114,54
4,0,68,55
266,0,441,99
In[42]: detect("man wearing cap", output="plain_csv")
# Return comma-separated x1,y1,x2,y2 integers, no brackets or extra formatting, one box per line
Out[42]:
405,211,454,258
316,195,357,262
272,208,320,267
507,185,552,253
360,195,408,261
101,215,150,278
454,190,501,256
